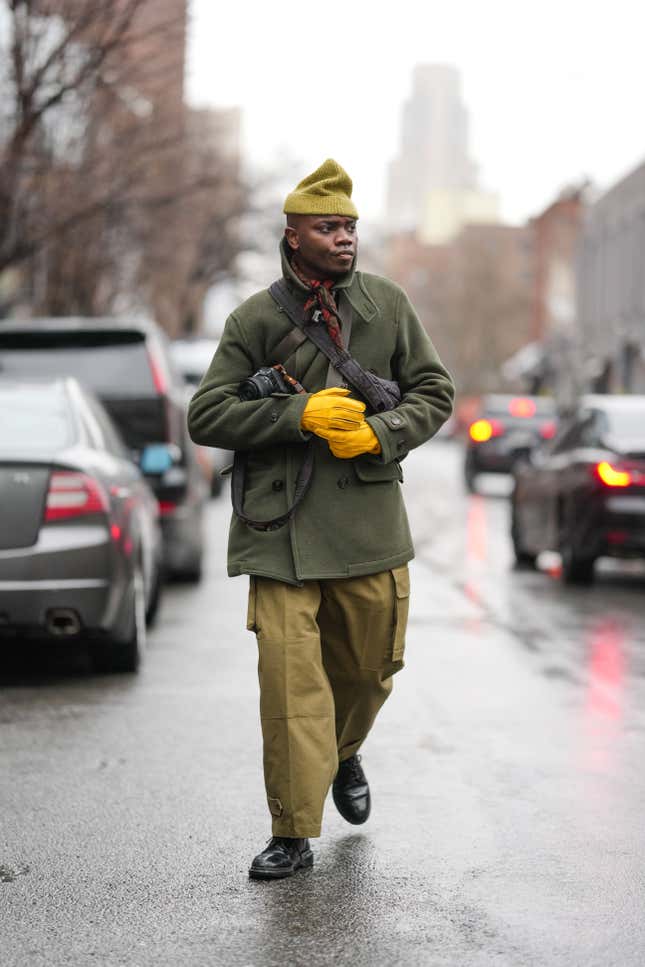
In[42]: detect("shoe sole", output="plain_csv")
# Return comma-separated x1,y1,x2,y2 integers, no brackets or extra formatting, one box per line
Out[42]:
248,851,314,880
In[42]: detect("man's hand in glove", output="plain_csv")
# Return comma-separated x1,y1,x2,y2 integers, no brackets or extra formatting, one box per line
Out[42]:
326,423,382,459
301,387,366,436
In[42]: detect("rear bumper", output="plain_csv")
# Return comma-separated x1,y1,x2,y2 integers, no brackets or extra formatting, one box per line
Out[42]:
0,524,127,637
0,580,110,635
467,445,517,474
159,502,204,575
601,495,645,557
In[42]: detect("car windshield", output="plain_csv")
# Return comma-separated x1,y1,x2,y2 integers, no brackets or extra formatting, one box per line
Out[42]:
170,340,218,385
483,396,555,418
0,331,155,397
0,385,75,451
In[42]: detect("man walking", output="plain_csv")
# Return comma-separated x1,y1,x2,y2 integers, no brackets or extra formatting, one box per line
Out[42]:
188,159,454,879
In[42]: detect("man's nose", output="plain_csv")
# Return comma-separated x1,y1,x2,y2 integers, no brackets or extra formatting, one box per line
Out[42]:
336,228,354,246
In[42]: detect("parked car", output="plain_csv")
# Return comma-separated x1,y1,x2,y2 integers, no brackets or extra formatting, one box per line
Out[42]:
511,394,645,584
0,318,208,580
464,394,557,492
169,337,231,496
0,378,163,671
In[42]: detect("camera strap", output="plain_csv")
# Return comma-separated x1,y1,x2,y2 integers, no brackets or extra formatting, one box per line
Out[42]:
231,443,314,532
268,280,401,413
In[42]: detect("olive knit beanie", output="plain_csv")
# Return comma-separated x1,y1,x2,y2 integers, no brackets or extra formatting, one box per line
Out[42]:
283,158,359,218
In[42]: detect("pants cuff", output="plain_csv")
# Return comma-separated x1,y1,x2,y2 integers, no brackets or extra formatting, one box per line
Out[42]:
272,819,321,839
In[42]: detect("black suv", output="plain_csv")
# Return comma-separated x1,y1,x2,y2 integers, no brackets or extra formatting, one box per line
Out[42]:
0,318,208,580
464,394,557,492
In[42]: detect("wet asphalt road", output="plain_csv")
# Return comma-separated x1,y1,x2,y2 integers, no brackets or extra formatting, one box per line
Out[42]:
2,440,645,967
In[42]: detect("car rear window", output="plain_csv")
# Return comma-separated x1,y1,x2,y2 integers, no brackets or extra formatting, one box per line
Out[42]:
0,332,156,397
604,408,645,439
483,396,556,418
0,385,75,451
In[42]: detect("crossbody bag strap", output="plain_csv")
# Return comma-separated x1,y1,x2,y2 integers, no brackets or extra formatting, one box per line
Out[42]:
231,444,314,532
268,280,397,413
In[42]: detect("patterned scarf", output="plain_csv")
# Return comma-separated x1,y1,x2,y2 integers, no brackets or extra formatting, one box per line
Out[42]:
291,256,344,348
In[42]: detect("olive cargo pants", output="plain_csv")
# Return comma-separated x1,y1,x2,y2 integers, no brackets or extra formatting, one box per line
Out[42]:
246,566,410,838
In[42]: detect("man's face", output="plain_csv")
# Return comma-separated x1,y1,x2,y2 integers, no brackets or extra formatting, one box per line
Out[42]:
285,215,358,279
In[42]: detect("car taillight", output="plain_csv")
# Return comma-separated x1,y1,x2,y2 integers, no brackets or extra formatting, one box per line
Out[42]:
595,461,632,488
540,420,557,440
469,418,504,443
508,397,537,418
147,347,168,394
158,500,178,516
45,472,110,521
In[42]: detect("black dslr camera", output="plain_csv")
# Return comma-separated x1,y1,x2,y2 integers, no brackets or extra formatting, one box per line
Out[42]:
238,365,296,401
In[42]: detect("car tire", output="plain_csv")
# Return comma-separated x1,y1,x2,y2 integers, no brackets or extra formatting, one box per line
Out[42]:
510,500,537,568
464,454,478,493
560,542,595,585
145,560,163,627
559,506,595,585
210,474,223,498
94,566,147,673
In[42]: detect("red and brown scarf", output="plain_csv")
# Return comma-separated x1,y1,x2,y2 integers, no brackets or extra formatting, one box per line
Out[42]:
291,256,344,349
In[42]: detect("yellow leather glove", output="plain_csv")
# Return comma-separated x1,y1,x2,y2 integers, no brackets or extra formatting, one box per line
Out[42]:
301,387,366,435
326,422,382,459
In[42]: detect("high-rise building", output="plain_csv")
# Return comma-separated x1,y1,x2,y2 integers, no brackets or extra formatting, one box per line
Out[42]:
386,64,498,241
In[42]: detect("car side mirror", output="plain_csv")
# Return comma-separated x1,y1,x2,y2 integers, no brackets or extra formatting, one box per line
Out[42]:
139,443,180,474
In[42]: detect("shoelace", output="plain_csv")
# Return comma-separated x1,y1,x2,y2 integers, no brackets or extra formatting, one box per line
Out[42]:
340,754,364,784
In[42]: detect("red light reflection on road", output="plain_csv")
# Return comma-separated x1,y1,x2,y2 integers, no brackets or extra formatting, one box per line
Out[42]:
583,617,626,773
586,618,625,720
466,495,487,562
463,496,487,632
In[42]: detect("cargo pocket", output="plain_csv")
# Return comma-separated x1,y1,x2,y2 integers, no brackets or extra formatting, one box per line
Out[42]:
246,576,259,633
390,566,410,662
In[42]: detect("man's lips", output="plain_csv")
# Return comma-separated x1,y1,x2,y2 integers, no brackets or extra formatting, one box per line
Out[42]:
333,251,354,259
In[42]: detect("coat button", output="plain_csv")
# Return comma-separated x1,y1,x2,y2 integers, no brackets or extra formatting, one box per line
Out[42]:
272,480,284,492
270,411,279,423
337,476,350,489
390,415,401,426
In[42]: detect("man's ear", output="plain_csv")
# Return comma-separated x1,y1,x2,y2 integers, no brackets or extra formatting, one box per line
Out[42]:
284,226,299,252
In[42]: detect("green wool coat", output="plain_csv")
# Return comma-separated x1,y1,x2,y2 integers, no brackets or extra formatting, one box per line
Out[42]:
187,242,455,585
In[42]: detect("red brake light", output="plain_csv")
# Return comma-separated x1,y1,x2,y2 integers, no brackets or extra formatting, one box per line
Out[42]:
158,500,178,516
540,420,557,440
596,461,632,488
509,397,537,418
469,418,504,442
147,347,168,394
45,472,109,521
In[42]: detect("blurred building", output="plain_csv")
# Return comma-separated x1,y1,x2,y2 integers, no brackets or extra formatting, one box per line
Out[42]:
386,64,499,242
384,222,533,398
577,160,645,393
503,186,586,406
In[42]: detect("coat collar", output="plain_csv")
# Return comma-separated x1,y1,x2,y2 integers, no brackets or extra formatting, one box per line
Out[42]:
278,237,378,323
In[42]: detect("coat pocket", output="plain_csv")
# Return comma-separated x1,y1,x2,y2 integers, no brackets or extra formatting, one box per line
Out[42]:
246,576,258,633
353,459,403,484
390,565,410,662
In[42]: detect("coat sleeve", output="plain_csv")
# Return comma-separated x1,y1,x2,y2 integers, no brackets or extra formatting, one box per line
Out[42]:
187,312,310,450
366,287,455,465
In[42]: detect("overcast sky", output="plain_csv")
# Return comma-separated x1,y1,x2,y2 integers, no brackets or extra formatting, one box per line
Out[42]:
187,0,645,225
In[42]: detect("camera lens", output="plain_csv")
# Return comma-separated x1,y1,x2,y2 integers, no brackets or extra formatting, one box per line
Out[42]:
238,378,262,401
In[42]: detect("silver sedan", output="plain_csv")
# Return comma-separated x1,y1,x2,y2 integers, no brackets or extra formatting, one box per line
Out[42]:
0,378,163,672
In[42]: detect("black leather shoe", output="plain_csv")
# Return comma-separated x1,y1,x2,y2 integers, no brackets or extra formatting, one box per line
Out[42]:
332,754,371,825
248,837,314,880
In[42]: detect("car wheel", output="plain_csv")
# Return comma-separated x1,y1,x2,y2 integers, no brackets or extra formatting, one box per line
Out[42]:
559,507,595,585
464,455,477,493
210,474,223,498
145,560,163,627
510,499,536,568
560,541,595,585
94,566,147,673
